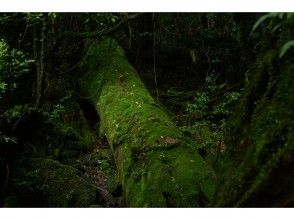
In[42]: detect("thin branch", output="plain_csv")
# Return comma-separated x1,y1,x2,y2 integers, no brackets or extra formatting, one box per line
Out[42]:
152,13,159,101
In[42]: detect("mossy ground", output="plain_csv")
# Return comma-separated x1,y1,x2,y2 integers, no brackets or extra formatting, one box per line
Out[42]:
7,158,96,207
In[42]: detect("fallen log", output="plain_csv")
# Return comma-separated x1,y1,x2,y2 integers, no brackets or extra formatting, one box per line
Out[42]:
79,38,215,207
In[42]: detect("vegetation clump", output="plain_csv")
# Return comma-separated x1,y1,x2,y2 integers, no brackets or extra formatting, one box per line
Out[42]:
8,158,97,207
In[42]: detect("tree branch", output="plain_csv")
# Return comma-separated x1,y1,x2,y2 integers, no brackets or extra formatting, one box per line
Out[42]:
63,13,146,39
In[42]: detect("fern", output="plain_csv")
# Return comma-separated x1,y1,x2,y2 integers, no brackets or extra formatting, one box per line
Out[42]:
279,40,294,58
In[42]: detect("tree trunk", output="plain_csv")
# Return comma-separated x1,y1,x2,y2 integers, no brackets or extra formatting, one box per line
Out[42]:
78,38,216,207
34,17,47,107
215,49,294,207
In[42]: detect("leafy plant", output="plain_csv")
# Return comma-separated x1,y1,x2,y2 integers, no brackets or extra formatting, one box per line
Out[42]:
0,82,7,98
250,13,285,36
25,13,44,26
0,133,17,144
84,13,119,30
279,40,294,58
0,39,32,98
41,92,72,124
97,159,111,171
183,74,240,161
0,40,31,148
250,13,294,60
186,74,240,123
3,105,23,123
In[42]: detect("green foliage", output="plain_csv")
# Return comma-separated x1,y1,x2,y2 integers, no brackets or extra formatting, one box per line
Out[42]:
48,12,57,21
25,13,44,25
0,14,13,25
279,40,294,58
0,82,7,90
251,13,294,35
0,82,7,98
182,74,240,164
186,92,209,115
250,13,294,59
250,13,285,36
42,103,65,123
3,105,23,123
0,39,32,97
97,159,112,171
0,133,17,144
41,92,72,124
0,40,31,147
186,74,240,123
211,92,240,117
84,13,119,31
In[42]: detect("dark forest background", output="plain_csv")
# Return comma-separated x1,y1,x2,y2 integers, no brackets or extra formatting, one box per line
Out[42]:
0,13,293,207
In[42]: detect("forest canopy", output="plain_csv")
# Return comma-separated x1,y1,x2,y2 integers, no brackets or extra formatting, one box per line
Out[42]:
0,12,293,207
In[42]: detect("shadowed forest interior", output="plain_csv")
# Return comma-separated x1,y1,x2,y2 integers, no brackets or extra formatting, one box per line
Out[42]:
0,12,293,207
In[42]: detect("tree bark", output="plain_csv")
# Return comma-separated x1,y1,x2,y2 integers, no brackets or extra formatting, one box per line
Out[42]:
34,17,47,106
78,38,216,207
215,49,294,207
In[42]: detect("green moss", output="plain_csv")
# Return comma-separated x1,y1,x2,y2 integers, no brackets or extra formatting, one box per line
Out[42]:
10,158,97,207
79,38,216,207
118,146,216,207
215,49,294,207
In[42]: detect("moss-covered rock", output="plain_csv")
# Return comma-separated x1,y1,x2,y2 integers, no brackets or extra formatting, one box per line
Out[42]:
10,158,97,207
79,38,216,207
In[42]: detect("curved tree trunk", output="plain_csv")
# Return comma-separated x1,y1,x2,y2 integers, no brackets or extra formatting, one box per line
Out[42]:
78,38,215,207
215,50,294,207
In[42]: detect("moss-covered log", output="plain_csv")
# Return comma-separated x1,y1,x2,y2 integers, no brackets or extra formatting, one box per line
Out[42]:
79,38,215,207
